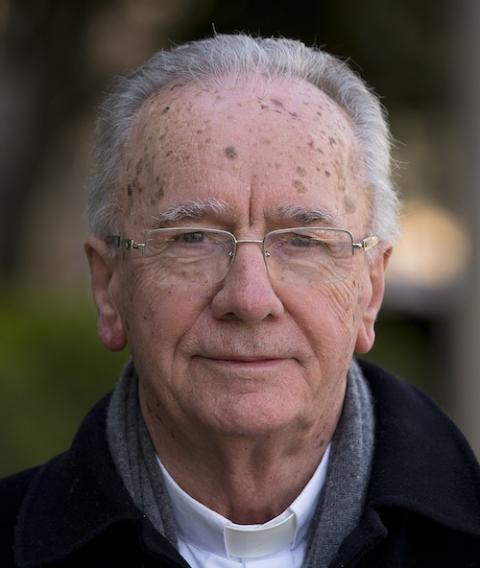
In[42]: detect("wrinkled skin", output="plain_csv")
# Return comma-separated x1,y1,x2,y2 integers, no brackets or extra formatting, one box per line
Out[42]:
86,74,391,523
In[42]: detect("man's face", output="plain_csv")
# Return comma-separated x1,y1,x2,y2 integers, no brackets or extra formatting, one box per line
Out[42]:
88,75,388,441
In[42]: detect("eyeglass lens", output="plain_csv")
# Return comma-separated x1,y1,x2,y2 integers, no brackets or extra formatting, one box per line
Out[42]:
141,228,354,287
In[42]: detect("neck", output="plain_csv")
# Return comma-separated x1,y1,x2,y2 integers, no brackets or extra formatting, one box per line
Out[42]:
140,391,344,524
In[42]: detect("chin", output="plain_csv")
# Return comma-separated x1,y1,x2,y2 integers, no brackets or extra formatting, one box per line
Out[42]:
203,393,307,438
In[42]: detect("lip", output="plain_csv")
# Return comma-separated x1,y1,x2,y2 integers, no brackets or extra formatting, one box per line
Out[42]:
196,356,289,368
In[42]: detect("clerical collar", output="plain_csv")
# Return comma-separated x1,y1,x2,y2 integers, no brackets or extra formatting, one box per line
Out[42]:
156,445,330,560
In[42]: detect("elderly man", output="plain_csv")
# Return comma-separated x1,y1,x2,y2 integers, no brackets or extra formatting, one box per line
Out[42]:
2,35,479,567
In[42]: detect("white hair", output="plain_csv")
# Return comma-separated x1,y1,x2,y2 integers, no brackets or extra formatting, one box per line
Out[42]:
89,34,399,242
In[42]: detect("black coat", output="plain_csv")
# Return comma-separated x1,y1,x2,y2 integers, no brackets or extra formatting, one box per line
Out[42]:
1,360,480,567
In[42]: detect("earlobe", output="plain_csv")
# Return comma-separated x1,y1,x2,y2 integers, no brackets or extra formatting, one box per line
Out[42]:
85,237,127,352
355,244,392,354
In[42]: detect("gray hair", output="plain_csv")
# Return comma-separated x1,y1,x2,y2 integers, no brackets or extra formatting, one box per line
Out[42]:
89,34,399,242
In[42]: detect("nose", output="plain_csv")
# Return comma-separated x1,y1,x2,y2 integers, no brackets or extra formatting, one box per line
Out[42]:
210,242,284,323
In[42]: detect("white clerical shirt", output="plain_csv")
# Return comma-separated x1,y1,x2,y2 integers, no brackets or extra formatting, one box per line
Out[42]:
157,445,330,568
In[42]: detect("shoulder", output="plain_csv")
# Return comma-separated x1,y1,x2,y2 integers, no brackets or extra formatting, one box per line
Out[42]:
0,466,42,565
358,358,478,458
0,466,40,520
357,358,480,539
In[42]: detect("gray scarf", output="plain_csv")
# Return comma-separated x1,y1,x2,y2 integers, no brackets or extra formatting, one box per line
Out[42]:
107,360,375,567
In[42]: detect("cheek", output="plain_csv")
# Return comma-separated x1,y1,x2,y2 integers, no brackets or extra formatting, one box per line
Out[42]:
292,278,364,356
120,265,212,356
323,278,359,325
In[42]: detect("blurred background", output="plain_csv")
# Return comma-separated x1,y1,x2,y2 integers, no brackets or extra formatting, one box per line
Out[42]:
1,0,480,477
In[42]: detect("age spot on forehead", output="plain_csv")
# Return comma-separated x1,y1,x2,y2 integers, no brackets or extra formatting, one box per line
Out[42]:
295,166,306,177
224,146,237,159
270,98,284,108
293,179,308,194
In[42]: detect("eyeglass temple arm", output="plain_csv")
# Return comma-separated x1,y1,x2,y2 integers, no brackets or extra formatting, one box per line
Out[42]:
352,236,379,252
105,236,145,251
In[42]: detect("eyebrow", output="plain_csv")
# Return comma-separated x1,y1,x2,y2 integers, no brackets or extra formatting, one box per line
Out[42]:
271,205,338,226
151,198,231,227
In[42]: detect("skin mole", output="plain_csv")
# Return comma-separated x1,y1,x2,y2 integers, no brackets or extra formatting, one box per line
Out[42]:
324,170,331,177
161,105,170,114
296,166,307,177
293,179,308,193
224,145,238,159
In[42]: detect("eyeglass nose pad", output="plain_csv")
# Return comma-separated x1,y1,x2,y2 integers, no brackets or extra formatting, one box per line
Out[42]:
222,241,271,281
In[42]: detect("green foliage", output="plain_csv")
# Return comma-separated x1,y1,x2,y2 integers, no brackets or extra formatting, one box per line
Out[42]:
0,292,125,477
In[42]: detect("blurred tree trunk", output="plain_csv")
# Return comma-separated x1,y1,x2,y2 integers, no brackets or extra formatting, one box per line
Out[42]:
0,0,106,282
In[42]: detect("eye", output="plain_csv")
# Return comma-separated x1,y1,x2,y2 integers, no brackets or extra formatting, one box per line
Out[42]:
288,234,315,247
175,231,206,244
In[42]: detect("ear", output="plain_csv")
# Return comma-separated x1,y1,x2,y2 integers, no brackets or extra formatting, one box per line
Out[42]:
84,236,127,352
355,243,392,354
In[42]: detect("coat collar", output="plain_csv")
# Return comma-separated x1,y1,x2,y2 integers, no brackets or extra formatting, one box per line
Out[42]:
14,395,185,567
359,359,480,536
15,361,480,566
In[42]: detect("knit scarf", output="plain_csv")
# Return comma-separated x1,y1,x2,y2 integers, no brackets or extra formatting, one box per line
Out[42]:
107,360,375,568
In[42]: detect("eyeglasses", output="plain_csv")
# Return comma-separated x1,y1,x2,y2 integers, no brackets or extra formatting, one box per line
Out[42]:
105,227,379,286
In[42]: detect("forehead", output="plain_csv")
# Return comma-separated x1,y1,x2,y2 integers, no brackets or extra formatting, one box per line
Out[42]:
119,73,367,231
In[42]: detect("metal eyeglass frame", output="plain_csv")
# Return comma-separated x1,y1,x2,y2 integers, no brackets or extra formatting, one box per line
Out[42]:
105,226,379,259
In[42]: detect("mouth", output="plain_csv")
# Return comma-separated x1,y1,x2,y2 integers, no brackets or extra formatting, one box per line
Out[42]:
196,355,289,368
